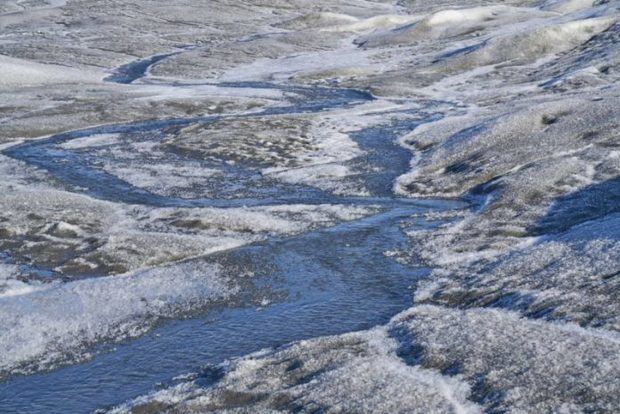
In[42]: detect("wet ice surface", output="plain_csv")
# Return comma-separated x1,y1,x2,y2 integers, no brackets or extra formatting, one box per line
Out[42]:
0,66,464,411
1,0,620,412
0,201,461,413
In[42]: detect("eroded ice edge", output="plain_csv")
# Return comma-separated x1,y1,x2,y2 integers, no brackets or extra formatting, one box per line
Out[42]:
0,0,619,413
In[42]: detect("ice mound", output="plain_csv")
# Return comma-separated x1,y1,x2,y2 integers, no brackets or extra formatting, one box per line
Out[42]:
396,0,542,15
391,305,620,412
0,55,100,88
147,23,349,81
398,96,619,199
356,6,545,47
341,2,618,97
442,16,618,70
415,214,620,330
531,22,620,89
275,12,359,30
0,182,128,276
397,93,620,329
322,15,419,33
0,260,233,377
218,45,370,83
108,329,481,414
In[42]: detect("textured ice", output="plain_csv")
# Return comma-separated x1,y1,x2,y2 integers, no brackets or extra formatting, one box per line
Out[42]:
1,0,620,411
163,116,323,169
0,174,374,276
391,305,620,413
392,89,620,334
356,6,550,48
398,96,619,199
276,12,360,30
414,213,620,330
444,16,617,70
0,197,375,376
0,260,232,377
108,329,482,414
110,304,620,413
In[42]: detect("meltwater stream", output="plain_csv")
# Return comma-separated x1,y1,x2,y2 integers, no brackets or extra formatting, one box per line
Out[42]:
0,201,461,413
0,80,464,413
3,82,375,208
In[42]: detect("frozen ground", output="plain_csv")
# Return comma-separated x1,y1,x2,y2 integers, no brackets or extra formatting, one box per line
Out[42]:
0,0,619,412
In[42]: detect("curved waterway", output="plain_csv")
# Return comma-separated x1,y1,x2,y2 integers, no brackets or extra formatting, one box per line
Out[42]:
0,75,464,412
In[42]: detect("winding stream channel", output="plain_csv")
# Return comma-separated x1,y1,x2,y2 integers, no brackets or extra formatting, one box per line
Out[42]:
0,56,466,413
